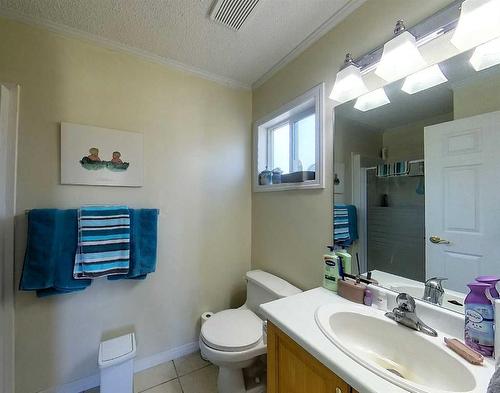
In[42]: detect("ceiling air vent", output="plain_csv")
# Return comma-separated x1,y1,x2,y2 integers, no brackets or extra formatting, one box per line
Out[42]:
210,0,260,31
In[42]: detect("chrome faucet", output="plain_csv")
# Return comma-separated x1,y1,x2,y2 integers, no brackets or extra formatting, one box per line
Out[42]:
423,277,447,305
385,293,438,337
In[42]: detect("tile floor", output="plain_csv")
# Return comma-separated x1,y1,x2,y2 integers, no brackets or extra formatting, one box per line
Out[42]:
85,351,217,393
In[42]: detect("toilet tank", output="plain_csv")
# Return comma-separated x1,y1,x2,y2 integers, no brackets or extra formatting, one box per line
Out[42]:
245,270,301,318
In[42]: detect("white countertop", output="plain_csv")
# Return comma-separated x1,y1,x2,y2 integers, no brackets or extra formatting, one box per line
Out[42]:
260,287,494,393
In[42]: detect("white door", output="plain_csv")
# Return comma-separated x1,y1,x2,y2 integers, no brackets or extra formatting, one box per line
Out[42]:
425,110,500,292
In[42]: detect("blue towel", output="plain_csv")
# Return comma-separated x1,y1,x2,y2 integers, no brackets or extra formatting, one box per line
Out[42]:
107,209,159,280
334,204,358,246
74,205,131,279
19,209,92,297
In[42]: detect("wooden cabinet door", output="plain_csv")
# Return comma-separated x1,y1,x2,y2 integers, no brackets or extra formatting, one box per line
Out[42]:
267,322,351,393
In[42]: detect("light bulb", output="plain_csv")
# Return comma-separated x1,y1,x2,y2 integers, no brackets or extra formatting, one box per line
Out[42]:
354,88,390,112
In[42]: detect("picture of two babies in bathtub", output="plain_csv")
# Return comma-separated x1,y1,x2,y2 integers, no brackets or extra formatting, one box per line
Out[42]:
80,147,130,171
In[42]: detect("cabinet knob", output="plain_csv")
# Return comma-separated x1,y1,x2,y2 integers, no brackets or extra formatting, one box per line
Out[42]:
335,388,342,393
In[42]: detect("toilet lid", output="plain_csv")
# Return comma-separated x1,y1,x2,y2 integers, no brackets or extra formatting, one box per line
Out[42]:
201,309,263,352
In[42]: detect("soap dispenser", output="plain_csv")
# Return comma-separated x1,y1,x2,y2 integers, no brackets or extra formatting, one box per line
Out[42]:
323,246,340,292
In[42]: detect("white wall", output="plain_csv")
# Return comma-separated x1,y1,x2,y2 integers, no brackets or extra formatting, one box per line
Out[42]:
0,17,252,393
251,0,455,290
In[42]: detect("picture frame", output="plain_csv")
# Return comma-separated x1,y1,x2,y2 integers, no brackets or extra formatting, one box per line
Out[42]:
60,122,144,187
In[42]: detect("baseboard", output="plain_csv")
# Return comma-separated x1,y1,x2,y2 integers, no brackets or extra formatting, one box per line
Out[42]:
134,341,199,373
38,341,199,393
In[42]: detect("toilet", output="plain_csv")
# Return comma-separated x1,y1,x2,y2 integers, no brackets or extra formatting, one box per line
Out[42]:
199,270,301,393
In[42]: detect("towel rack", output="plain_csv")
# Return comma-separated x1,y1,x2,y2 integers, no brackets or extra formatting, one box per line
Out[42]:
24,208,161,215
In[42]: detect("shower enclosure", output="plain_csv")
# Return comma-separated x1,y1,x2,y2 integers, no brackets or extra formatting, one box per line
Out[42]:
366,161,425,281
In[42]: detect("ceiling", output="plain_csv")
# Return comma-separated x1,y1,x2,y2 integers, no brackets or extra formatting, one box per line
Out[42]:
0,0,364,88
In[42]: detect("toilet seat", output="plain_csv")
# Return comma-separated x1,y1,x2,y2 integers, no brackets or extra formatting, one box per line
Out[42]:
201,309,263,352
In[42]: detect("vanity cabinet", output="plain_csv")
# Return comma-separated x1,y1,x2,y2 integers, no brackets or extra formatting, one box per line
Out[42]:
267,322,357,393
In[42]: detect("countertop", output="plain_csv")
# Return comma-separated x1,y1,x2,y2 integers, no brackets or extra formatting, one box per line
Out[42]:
260,287,493,393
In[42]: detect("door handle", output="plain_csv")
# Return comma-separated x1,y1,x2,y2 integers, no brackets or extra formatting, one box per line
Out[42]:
429,236,450,244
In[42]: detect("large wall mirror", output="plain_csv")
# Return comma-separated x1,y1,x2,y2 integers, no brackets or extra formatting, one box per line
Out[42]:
333,48,500,314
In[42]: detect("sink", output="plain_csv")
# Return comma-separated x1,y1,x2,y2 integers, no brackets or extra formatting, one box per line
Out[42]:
315,304,479,393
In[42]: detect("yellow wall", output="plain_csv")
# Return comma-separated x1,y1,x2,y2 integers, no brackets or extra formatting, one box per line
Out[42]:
382,113,454,162
251,0,454,290
453,72,500,119
0,17,252,393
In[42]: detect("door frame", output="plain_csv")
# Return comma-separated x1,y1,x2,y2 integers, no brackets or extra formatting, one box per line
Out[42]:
351,153,368,273
0,83,19,393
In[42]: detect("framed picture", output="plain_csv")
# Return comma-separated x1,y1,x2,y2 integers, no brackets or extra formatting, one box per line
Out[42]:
61,122,143,187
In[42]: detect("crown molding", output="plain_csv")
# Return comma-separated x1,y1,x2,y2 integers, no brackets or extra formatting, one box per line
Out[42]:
0,9,251,90
0,0,366,92
251,0,367,89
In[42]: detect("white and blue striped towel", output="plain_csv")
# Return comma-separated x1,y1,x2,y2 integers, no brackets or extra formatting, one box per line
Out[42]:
73,205,130,279
333,204,358,246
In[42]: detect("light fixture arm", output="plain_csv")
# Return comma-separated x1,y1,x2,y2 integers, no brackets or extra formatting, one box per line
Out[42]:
394,20,407,36
351,0,462,73
340,53,357,70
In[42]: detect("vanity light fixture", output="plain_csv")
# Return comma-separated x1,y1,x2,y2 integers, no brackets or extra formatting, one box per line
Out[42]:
469,36,500,71
451,0,500,51
375,20,427,83
401,64,448,94
354,88,390,112
329,54,369,103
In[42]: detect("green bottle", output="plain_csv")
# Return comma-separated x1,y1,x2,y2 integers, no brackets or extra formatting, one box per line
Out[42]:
336,248,352,275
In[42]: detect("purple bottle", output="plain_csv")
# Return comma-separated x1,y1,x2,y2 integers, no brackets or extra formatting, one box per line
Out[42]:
464,282,494,357
475,275,500,298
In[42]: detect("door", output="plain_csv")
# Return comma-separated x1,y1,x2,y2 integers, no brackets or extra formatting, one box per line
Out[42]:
0,83,17,393
425,110,500,291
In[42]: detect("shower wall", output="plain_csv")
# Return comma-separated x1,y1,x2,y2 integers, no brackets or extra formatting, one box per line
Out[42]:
366,170,425,281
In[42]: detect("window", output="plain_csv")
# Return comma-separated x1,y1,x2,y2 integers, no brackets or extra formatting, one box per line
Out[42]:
254,84,324,191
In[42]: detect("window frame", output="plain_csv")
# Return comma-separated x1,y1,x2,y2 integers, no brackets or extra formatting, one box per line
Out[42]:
253,83,325,192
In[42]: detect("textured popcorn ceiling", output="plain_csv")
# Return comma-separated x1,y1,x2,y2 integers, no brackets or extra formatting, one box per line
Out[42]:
0,0,361,88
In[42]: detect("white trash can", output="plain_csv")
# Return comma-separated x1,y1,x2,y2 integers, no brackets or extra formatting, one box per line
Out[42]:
98,333,136,393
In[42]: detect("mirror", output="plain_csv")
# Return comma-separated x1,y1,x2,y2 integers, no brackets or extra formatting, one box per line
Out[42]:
333,49,500,314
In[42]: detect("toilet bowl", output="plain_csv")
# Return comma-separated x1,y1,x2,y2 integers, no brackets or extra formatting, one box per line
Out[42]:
199,270,301,393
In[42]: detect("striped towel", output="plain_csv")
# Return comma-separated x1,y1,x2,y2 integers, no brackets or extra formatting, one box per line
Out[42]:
376,163,391,177
391,161,409,176
73,205,130,279
377,161,409,177
334,204,358,246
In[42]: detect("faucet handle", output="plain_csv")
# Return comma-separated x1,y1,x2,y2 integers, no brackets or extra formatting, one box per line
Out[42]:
396,293,416,312
425,277,447,289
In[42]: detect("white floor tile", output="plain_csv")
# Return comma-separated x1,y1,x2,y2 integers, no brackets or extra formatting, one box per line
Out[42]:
142,379,183,393
173,351,210,377
179,365,218,393
134,361,177,393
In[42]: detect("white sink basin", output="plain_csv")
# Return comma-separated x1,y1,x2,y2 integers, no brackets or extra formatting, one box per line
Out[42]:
315,304,484,393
